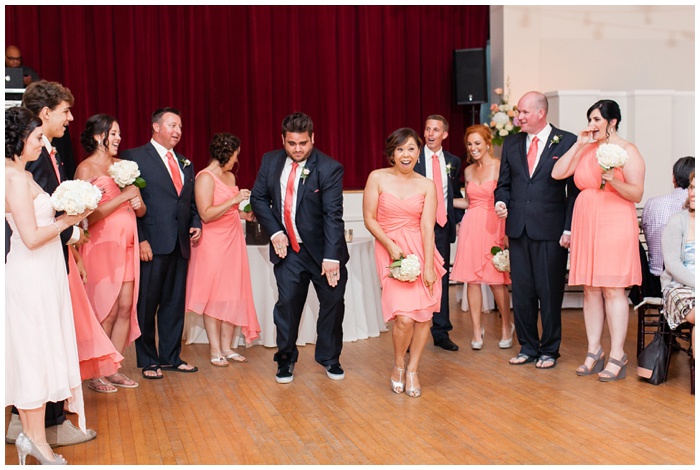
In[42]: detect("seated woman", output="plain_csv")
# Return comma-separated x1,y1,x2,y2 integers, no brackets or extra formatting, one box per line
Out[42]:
661,171,695,357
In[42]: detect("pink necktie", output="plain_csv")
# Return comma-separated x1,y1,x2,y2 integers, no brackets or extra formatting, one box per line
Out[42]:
527,136,539,175
49,148,61,182
284,162,300,252
432,154,447,227
165,151,183,194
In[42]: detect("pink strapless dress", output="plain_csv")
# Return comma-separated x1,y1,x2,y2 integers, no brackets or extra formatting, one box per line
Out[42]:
373,192,446,323
79,176,141,346
450,180,510,285
185,170,261,342
568,143,641,287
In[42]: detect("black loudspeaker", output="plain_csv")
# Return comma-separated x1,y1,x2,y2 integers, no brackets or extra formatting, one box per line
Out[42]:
454,48,487,105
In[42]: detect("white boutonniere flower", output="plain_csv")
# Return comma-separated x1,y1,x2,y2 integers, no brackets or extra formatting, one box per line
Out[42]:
179,157,191,168
300,167,310,184
445,163,453,176
548,135,563,148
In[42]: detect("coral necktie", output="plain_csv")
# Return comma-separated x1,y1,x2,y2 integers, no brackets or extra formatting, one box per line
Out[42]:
49,148,61,182
432,154,447,227
284,162,300,252
165,151,183,194
527,136,539,176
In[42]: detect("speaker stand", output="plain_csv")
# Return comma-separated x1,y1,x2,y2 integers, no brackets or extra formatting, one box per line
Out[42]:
462,103,482,127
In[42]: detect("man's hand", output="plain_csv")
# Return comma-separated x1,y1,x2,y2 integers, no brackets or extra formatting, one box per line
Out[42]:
559,233,571,249
73,227,89,248
271,233,289,259
321,261,341,288
189,227,202,243
140,240,153,262
495,201,508,219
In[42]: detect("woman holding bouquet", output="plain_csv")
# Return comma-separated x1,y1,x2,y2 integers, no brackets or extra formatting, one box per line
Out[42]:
551,100,645,381
5,106,90,464
185,133,260,366
450,124,513,350
75,114,146,391
363,128,445,398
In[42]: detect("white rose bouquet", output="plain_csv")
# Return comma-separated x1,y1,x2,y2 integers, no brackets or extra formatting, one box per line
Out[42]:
388,254,421,282
108,160,146,188
51,180,103,215
486,77,520,146
490,246,510,273
595,143,629,189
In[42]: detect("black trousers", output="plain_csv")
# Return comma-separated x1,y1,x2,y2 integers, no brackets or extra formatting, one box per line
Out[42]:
430,222,453,342
509,233,567,358
135,243,189,368
272,245,347,367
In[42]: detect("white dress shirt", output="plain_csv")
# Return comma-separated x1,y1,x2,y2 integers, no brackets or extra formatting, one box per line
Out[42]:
423,146,448,205
150,138,184,185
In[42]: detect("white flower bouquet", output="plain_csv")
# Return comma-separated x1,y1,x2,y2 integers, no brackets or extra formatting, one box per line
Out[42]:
490,246,510,273
108,160,146,188
388,254,421,282
51,180,103,215
595,143,629,189
486,77,520,146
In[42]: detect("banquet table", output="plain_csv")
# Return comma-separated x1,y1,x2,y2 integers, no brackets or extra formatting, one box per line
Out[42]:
184,236,387,347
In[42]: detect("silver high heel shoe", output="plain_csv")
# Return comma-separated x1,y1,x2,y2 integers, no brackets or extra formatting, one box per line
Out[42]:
390,365,405,394
16,432,67,465
499,323,515,349
405,371,421,398
471,325,485,350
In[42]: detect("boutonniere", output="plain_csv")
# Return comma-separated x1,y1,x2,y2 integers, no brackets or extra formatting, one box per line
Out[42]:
445,163,454,176
548,135,563,148
179,157,191,168
300,167,310,184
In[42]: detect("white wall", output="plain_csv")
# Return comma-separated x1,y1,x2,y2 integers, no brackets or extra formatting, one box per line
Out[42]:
490,5,695,202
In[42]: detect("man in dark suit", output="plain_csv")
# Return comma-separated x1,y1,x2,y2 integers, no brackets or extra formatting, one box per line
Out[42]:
5,80,96,447
251,112,349,384
494,91,578,369
121,108,202,379
413,115,464,351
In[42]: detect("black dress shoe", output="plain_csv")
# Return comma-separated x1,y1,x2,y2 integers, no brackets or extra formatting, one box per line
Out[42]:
434,337,459,351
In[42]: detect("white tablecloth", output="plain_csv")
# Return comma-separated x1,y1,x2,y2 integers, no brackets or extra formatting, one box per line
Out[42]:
184,236,387,347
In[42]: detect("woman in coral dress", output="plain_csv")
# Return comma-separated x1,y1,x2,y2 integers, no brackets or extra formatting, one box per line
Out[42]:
552,100,645,381
364,128,445,398
76,114,145,392
5,107,88,464
185,133,260,367
451,125,513,350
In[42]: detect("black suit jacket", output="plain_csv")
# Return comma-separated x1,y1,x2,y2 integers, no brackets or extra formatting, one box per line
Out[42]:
494,126,579,241
250,147,349,267
121,142,201,259
414,148,464,243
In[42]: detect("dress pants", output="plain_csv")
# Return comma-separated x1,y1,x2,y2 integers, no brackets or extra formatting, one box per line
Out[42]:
430,222,453,342
509,232,567,358
135,242,189,368
272,244,347,367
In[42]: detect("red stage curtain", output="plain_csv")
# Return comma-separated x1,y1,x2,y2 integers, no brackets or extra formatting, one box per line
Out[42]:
5,5,488,189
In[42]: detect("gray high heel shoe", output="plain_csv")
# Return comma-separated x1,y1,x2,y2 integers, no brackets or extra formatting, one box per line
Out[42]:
405,371,421,398
16,432,67,465
598,354,628,382
576,347,605,376
471,325,485,350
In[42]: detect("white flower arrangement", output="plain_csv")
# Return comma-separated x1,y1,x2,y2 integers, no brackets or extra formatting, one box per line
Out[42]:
490,246,510,273
388,254,421,282
445,163,454,176
595,143,629,189
240,199,252,212
108,160,146,188
51,180,103,215
300,167,310,184
549,135,563,148
179,157,191,168
486,77,520,146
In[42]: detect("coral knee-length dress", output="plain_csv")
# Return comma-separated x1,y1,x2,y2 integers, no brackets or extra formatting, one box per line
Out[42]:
568,142,641,287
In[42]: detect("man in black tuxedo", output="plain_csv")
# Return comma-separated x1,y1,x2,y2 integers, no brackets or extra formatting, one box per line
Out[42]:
413,115,464,351
494,91,578,369
251,112,349,384
121,108,201,378
5,80,96,447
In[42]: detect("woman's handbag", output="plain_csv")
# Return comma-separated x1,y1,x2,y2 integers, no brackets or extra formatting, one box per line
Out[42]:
637,332,669,385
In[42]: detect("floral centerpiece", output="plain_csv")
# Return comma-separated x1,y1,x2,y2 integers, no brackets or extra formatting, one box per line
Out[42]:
51,180,103,215
595,143,629,189
108,160,146,188
486,78,520,147
388,254,421,282
490,246,510,273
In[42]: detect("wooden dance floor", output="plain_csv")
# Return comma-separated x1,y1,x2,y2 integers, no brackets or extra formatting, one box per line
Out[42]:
4,286,695,465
